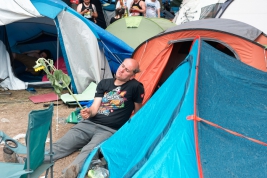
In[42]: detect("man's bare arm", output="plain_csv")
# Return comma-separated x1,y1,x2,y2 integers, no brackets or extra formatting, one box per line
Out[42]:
80,97,102,119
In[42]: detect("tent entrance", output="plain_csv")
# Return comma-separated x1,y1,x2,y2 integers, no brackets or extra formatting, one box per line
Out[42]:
158,40,235,88
6,17,63,84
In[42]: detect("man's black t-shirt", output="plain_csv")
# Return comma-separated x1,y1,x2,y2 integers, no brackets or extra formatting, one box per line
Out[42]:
89,78,144,130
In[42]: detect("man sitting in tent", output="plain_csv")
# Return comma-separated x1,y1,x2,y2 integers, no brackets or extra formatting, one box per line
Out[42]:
12,49,52,76
45,58,145,178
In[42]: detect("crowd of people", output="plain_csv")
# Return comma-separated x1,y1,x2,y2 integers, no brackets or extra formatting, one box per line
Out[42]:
71,0,161,26
113,0,161,23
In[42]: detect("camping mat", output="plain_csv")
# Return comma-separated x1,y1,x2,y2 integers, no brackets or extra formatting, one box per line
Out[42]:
60,82,96,103
197,42,267,177
29,92,58,103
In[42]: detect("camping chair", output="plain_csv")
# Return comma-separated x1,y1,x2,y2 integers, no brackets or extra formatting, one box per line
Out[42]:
0,104,54,178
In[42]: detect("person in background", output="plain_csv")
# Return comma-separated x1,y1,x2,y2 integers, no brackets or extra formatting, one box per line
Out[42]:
45,58,145,178
12,49,51,76
129,0,146,16
110,8,125,24
115,0,127,16
91,0,107,29
145,0,160,18
70,0,80,10
77,0,98,23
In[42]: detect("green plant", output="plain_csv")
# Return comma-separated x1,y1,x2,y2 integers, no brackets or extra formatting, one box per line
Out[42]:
33,58,83,109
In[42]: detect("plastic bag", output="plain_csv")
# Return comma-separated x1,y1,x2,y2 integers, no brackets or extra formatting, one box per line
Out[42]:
66,109,83,124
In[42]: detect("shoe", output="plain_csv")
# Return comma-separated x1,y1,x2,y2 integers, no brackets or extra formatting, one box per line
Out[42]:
62,164,79,178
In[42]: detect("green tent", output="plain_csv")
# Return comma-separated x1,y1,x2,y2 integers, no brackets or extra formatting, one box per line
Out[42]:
106,16,176,49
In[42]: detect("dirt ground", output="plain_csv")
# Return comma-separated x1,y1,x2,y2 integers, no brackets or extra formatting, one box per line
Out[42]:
0,87,83,178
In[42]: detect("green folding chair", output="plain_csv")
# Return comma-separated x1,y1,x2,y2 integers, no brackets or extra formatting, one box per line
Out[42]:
0,104,54,178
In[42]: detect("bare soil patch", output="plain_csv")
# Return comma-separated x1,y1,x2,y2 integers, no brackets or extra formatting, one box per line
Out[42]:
0,88,81,178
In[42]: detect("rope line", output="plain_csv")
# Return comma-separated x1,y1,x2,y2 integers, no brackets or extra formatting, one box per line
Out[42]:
100,40,123,64
187,115,267,147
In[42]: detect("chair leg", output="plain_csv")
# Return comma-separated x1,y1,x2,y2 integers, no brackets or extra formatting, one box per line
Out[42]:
44,166,54,178
45,169,49,177
50,166,53,178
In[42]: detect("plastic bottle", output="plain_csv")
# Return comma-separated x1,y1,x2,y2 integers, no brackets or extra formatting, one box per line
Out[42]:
88,166,109,178
88,159,109,178
124,7,129,17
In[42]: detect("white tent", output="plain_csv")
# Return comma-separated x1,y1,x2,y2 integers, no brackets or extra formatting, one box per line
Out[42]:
216,0,267,35
172,0,226,25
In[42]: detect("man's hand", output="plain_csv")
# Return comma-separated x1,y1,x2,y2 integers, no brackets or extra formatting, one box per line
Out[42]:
80,108,92,119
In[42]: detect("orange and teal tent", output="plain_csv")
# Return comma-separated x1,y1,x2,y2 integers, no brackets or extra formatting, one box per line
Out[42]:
80,38,267,178
133,18,267,104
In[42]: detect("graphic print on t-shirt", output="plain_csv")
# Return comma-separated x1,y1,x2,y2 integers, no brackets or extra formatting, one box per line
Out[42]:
98,87,127,116
146,3,156,11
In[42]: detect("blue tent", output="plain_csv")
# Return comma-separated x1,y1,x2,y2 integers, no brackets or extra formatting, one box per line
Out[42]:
0,0,133,93
79,39,267,177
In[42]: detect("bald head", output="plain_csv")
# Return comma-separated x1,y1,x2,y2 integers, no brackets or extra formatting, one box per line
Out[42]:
123,58,140,74
115,58,140,82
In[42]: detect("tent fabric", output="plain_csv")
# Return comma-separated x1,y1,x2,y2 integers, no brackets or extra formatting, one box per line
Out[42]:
0,0,133,92
132,19,267,104
0,0,41,25
106,17,176,49
87,21,134,73
198,41,267,177
166,18,262,41
0,26,26,89
79,39,267,178
172,0,227,25
216,0,267,35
